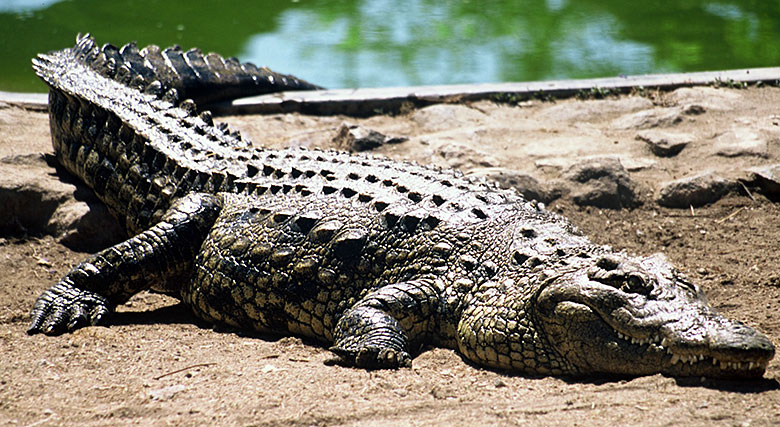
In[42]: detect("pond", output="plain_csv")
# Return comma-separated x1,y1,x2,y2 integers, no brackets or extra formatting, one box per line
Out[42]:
1,0,779,92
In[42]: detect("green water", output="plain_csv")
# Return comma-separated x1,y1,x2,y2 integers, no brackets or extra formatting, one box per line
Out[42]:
1,0,779,92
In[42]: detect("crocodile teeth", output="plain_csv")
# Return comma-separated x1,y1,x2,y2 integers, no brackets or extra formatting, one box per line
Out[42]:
661,338,669,347
670,354,680,364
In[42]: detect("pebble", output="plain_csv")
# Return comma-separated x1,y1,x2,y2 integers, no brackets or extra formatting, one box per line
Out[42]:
635,130,693,157
332,123,407,152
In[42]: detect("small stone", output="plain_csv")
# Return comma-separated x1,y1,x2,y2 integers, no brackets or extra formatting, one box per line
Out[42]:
611,108,683,130
148,384,186,401
743,164,780,200
657,172,736,208
682,104,706,115
636,130,693,157
620,157,656,172
428,139,499,169
332,123,407,152
468,167,556,203
561,157,641,209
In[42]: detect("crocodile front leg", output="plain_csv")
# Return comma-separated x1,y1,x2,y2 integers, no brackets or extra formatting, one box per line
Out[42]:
27,193,222,335
330,277,441,369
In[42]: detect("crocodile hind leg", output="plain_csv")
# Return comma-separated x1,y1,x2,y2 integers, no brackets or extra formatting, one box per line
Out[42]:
27,193,222,335
330,277,442,369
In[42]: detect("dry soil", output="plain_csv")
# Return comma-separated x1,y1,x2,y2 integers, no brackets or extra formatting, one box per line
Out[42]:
1,86,780,426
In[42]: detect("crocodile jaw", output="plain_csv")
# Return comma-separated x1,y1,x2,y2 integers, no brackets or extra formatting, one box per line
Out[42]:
535,267,775,379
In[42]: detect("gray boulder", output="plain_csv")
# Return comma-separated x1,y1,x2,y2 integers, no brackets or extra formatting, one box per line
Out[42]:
561,157,641,209
0,154,125,251
657,172,736,208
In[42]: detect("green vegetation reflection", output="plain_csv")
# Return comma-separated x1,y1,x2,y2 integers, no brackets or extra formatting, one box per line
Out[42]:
1,0,778,92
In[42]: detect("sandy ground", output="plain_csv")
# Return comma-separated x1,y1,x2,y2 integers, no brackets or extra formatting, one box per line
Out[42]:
2,85,780,426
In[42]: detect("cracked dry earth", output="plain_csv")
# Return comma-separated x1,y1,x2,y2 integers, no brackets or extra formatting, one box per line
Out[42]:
2,85,780,426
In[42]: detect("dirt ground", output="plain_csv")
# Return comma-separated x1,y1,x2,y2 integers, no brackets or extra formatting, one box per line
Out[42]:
2,85,780,426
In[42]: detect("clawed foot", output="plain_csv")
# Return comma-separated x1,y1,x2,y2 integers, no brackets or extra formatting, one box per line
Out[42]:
27,282,112,335
329,345,412,369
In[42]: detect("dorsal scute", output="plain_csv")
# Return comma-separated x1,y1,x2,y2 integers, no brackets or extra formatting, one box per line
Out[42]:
61,34,322,109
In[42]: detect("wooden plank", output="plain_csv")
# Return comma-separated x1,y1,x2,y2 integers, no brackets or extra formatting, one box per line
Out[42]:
0,91,48,111
217,67,780,116
4,67,780,116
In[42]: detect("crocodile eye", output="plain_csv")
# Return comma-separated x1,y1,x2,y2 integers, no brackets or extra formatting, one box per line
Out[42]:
588,266,653,296
622,273,652,296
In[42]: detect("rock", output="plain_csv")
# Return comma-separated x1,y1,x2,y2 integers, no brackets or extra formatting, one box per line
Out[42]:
468,167,557,204
682,104,706,115
0,154,125,251
635,130,693,157
535,156,655,173
620,157,656,172
536,96,653,122
561,157,641,209
411,104,485,131
54,193,126,252
743,164,780,201
611,108,683,130
657,172,736,208
332,123,407,152
667,87,741,112
713,128,768,158
427,139,499,170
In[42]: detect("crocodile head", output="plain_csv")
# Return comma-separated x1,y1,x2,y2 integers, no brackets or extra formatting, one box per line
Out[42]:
535,253,775,378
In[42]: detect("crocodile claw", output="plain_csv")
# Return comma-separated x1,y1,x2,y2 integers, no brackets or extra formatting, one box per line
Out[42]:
27,282,111,335
329,345,412,369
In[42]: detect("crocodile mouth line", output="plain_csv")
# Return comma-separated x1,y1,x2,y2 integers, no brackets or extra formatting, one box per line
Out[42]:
557,296,771,374
612,330,769,372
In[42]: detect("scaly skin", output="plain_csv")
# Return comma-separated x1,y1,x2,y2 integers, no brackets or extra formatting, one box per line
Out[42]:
27,35,775,378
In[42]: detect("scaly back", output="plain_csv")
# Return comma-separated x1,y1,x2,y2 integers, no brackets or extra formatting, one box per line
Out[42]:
33,34,547,242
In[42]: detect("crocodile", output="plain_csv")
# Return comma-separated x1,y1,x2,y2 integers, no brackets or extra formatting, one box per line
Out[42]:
27,35,774,379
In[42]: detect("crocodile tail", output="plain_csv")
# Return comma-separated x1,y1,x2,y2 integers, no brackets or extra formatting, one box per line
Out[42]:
53,33,323,106
32,34,253,150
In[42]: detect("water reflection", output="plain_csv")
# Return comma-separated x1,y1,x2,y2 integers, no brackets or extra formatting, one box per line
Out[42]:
0,0,778,92
0,0,62,14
